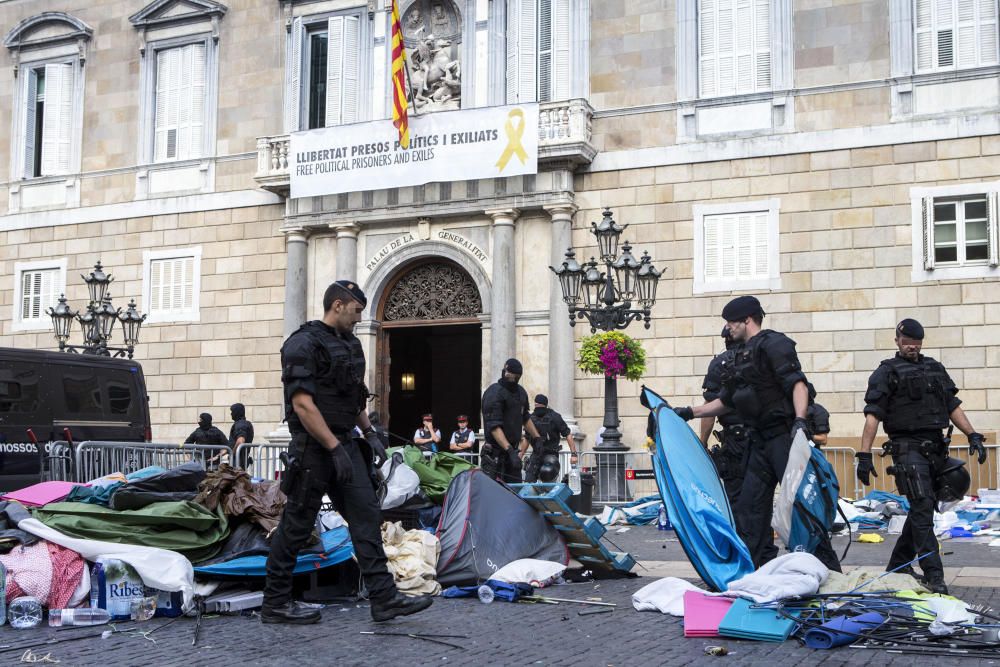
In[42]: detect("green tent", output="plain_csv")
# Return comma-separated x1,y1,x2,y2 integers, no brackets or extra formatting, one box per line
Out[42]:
34,500,230,563
396,446,475,504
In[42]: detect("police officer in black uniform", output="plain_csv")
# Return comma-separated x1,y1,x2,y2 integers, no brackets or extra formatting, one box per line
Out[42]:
184,413,228,446
673,296,841,572
480,358,543,483
229,403,255,469
262,280,432,624
525,394,578,483
699,327,750,506
857,318,988,594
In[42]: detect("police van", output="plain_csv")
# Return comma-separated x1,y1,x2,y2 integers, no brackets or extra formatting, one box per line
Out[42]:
0,348,151,492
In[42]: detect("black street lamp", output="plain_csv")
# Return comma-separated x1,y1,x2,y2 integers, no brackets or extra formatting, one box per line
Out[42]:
47,261,146,359
549,208,663,503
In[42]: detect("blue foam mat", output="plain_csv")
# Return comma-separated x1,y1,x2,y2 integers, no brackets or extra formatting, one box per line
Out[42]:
193,525,354,577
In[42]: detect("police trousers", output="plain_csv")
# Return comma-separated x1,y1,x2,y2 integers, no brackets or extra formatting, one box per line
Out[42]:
734,429,841,572
710,426,751,507
481,443,522,484
263,437,396,607
524,444,560,483
887,440,946,579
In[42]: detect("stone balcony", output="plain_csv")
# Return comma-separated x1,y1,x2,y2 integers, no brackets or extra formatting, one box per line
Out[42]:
254,98,596,195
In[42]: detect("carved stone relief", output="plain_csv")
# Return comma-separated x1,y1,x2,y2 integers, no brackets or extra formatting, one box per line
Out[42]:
383,262,482,321
401,0,462,113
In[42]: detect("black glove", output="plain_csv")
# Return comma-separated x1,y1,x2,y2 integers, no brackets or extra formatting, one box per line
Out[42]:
330,444,353,485
506,446,521,467
364,429,387,466
790,417,812,441
969,432,987,465
673,406,694,422
855,451,878,486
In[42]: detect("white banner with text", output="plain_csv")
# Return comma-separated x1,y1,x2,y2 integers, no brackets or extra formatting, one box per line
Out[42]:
289,104,539,199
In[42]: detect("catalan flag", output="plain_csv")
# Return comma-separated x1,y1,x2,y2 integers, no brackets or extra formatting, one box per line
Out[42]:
390,0,410,149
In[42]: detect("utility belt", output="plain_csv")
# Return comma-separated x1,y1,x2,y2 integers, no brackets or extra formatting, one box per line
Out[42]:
881,428,951,500
719,424,749,442
881,427,951,458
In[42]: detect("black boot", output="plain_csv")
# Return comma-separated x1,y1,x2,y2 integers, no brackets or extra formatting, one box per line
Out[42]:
924,575,949,595
893,565,919,579
370,592,433,622
261,601,322,625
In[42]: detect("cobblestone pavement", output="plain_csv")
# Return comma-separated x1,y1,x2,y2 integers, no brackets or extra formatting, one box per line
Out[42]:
1,526,997,667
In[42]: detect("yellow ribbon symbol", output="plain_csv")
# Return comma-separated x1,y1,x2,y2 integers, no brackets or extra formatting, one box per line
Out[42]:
495,108,529,172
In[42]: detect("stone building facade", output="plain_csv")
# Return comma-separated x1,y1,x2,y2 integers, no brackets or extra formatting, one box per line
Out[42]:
1,0,998,460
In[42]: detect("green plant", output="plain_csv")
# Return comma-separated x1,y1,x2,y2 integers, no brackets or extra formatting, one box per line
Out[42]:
578,331,647,381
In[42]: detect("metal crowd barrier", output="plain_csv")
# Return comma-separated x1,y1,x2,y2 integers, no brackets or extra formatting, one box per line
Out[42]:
72,441,232,484
579,450,658,506
234,442,292,480
44,440,74,483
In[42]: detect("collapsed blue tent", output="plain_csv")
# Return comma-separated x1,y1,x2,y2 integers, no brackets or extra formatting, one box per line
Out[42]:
193,525,353,577
789,445,842,555
641,385,754,591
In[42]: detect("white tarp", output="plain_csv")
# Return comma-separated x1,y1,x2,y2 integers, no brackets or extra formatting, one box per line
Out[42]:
289,104,539,198
18,517,195,607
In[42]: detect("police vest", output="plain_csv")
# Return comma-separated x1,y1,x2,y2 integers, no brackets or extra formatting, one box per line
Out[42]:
285,322,368,429
708,348,745,430
531,409,561,448
418,428,434,439
882,357,952,435
721,331,795,428
454,429,472,444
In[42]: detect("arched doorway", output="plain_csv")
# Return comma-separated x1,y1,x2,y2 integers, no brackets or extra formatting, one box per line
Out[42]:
376,260,483,447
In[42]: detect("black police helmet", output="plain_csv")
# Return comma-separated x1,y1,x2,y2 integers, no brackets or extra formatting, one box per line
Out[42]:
934,457,971,502
538,454,561,482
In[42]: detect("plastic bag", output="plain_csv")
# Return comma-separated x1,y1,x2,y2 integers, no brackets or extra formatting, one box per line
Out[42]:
379,453,421,510
772,431,811,548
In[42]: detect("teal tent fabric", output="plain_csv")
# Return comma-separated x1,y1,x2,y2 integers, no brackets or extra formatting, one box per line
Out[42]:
65,466,167,506
33,500,230,563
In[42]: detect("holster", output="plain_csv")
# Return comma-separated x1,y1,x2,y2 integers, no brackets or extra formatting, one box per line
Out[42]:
885,462,930,498
279,433,306,496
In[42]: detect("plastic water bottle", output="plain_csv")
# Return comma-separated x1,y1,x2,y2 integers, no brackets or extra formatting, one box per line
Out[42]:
568,466,582,495
657,505,670,531
48,608,111,627
0,562,6,625
9,597,43,629
477,585,495,604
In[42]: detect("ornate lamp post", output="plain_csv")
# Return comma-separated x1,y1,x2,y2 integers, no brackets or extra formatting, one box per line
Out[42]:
550,208,663,502
47,261,147,359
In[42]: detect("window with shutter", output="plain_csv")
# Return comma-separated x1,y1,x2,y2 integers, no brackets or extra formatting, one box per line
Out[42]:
695,202,780,293
914,0,998,71
19,269,59,322
154,43,206,162
144,249,201,322
20,62,75,179
12,260,67,330
325,15,361,127
699,0,771,97
507,0,571,103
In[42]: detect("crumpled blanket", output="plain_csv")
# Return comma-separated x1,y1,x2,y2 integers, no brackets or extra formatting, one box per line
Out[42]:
0,500,40,552
381,521,441,596
195,465,286,534
65,467,166,506
820,569,926,595
1,539,85,608
632,576,702,615
725,552,828,603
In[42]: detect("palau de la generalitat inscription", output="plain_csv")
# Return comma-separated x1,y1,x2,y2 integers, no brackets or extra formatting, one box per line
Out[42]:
364,230,489,273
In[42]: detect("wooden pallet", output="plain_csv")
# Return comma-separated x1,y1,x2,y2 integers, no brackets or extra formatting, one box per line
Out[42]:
511,482,636,573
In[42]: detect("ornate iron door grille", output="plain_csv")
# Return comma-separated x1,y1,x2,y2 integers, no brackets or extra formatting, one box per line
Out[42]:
382,262,482,321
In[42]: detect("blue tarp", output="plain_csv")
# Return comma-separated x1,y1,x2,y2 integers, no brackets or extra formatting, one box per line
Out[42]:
862,490,910,513
193,525,353,577
788,445,841,554
642,386,754,591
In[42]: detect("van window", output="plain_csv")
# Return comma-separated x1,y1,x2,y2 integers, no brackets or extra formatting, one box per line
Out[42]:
0,369,40,413
106,379,133,416
63,373,104,416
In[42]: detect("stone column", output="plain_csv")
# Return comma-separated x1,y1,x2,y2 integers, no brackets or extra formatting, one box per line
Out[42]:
270,226,310,445
546,204,578,430
333,223,360,282
486,208,519,373
283,227,309,339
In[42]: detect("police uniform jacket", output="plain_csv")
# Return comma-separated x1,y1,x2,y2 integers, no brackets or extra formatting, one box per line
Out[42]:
863,353,961,441
482,381,530,448
280,320,368,436
184,426,228,446
718,330,808,432
529,407,571,451
702,350,745,430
